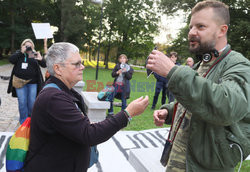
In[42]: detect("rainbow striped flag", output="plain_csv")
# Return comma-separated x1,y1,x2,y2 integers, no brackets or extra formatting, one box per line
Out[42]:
6,117,31,172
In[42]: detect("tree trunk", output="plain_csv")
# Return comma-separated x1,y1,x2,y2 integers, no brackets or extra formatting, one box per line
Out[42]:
88,46,92,61
60,0,66,41
10,0,15,53
104,30,112,69
0,48,3,59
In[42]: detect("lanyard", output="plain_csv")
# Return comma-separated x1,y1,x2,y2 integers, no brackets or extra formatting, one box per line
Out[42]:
167,102,186,142
168,48,232,142
24,53,27,63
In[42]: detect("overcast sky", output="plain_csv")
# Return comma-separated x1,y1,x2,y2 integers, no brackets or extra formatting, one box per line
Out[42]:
154,10,187,44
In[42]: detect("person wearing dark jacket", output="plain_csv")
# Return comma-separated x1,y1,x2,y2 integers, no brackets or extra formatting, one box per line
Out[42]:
166,51,180,103
24,42,148,172
151,72,168,109
7,39,46,124
108,54,134,116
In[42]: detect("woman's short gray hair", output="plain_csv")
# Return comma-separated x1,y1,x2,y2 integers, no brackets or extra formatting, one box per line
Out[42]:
46,42,79,76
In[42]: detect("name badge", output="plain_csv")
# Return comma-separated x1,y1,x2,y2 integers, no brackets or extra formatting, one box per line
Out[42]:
21,63,28,69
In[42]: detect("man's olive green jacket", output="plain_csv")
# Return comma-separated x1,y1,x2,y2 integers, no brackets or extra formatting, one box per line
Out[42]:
161,45,250,172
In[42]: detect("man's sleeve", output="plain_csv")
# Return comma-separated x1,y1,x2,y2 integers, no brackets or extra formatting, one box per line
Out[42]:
167,60,250,126
160,102,175,124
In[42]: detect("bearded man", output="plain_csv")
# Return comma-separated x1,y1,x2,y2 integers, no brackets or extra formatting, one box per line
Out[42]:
147,0,250,171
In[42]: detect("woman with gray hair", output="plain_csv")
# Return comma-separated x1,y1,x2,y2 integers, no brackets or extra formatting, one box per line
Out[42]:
24,42,149,172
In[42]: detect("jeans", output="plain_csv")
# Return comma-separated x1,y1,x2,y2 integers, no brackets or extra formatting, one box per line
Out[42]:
108,83,127,114
16,84,37,124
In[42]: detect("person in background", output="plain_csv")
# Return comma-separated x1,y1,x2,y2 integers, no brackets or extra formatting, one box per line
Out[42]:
186,57,194,68
147,0,250,171
43,38,53,81
108,54,134,116
151,72,168,110
24,42,149,172
7,39,46,124
166,51,180,103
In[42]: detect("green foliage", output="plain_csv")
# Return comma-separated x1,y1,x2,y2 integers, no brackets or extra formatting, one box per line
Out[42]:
102,0,159,63
166,25,192,64
0,0,159,64
0,0,45,50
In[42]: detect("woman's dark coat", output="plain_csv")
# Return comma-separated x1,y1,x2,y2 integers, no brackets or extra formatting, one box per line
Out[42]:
24,76,128,172
7,50,46,97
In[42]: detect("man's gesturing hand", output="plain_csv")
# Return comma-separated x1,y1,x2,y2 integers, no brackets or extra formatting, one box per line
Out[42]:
153,109,168,127
146,50,175,77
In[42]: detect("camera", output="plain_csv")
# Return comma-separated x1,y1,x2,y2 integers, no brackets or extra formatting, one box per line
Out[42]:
25,46,32,52
25,46,37,58
160,139,172,167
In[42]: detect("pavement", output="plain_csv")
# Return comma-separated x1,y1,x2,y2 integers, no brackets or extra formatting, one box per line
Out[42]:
0,64,47,132
0,64,19,132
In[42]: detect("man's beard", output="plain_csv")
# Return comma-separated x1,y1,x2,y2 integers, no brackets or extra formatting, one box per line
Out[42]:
189,36,216,55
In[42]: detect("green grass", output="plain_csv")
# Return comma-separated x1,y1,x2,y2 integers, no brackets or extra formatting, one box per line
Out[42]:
82,67,164,131
235,160,250,172
0,58,9,66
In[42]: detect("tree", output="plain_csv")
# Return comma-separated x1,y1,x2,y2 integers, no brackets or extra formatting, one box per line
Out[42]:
102,0,159,65
159,0,250,60
0,0,100,55
0,0,48,54
0,0,160,64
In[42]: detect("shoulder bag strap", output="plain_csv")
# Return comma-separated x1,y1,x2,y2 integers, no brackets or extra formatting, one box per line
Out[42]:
23,83,61,169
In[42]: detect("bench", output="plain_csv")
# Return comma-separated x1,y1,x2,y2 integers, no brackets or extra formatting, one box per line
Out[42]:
80,92,110,123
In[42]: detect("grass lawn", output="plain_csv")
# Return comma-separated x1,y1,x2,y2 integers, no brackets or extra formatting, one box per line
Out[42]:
235,161,250,172
0,58,9,66
82,67,164,131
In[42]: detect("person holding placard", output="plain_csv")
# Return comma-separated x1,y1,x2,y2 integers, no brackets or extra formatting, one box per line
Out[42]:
7,39,47,124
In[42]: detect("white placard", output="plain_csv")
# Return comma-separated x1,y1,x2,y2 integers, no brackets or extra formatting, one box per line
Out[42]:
31,23,53,39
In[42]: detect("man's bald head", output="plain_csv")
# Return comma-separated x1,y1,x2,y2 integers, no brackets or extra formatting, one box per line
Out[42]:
186,57,194,67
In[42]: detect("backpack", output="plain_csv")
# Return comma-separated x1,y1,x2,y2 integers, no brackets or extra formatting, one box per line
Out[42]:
6,117,31,172
6,83,99,171
5,83,59,172
97,85,115,101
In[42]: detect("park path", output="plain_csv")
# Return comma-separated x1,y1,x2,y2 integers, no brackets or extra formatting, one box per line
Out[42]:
0,64,47,132
0,64,19,132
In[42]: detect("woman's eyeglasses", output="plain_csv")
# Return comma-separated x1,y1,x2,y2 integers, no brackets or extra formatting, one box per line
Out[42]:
59,60,84,69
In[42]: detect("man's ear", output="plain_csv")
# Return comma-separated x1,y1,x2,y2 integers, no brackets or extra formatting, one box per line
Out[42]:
53,64,63,76
218,24,228,38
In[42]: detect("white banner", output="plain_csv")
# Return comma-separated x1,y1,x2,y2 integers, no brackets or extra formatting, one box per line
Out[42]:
31,23,53,39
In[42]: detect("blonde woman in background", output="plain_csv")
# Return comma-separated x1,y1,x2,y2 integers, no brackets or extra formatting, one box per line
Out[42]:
7,39,47,124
